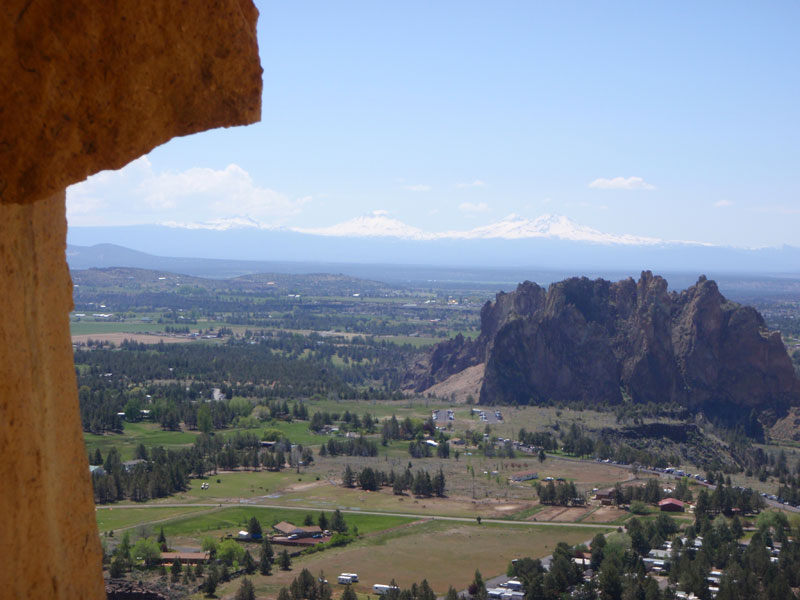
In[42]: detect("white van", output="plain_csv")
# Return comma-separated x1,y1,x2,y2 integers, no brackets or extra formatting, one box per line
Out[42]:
338,576,353,585
341,573,359,582
373,584,399,595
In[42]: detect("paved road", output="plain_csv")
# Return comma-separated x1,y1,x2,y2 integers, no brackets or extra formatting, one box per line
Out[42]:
96,502,617,531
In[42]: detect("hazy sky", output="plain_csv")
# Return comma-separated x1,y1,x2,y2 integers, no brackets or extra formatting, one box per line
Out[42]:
67,1,800,247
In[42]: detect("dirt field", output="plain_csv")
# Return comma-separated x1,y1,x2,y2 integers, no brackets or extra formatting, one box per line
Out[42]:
219,520,608,599
583,506,629,523
72,333,197,345
531,506,591,522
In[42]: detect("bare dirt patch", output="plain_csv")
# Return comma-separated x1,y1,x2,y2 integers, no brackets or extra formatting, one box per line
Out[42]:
583,506,629,523
423,363,485,403
771,407,800,442
285,480,328,493
550,507,590,522
72,333,196,345
493,504,522,512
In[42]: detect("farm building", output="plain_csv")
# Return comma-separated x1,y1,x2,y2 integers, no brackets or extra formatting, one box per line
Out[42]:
273,522,322,538
594,488,615,505
658,498,685,512
159,552,210,565
509,471,538,483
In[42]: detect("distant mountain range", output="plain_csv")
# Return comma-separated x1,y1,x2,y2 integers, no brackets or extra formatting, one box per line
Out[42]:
296,212,670,245
67,213,800,277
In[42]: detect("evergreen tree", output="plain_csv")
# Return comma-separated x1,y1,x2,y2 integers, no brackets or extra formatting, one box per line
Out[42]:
433,468,446,497
109,555,126,578
235,578,256,600
248,516,262,538
260,537,274,575
471,570,487,600
170,557,182,582
279,548,292,570
330,509,348,533
204,563,219,597
342,465,355,488
243,550,256,574
342,585,358,600
318,511,329,531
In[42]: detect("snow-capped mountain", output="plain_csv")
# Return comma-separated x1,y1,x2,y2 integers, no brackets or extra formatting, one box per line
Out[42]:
442,214,663,245
160,216,272,231
295,212,665,246
295,212,435,240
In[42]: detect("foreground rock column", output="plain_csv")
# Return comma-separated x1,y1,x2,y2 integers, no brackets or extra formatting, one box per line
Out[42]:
1,2,262,596
0,192,105,598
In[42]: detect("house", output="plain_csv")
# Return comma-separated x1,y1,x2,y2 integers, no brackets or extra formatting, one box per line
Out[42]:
658,498,685,512
273,522,322,538
122,459,146,471
159,551,210,565
595,488,615,505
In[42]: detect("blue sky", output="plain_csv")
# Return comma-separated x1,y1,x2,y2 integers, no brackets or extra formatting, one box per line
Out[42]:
67,1,800,247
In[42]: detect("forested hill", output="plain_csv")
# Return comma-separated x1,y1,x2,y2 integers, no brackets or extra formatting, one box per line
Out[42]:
71,267,398,297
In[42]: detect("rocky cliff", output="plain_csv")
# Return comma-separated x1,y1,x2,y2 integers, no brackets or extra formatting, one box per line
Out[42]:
412,272,800,421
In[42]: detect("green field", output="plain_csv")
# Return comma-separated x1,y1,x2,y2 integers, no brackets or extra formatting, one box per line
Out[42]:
96,506,210,532
154,506,415,539
85,422,200,461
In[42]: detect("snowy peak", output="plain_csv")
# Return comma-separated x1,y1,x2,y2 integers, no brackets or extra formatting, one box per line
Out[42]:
296,212,664,245
296,212,435,240
160,216,273,231
449,213,662,245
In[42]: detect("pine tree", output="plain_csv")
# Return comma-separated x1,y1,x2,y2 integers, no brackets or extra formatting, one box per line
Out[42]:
433,468,446,497
243,550,256,574
260,538,273,575
204,563,219,597
170,557,182,582
279,548,292,570
342,465,355,488
318,511,329,531
342,585,358,600
330,509,348,533
235,578,256,600
248,516,263,538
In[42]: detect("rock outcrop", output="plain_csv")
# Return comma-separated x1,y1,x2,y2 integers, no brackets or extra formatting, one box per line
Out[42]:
414,272,800,421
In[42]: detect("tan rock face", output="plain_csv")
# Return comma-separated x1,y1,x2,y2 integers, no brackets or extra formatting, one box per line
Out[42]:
0,193,106,598
1,0,263,205
1,2,262,597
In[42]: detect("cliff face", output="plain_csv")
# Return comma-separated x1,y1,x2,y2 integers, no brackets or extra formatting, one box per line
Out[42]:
415,272,800,420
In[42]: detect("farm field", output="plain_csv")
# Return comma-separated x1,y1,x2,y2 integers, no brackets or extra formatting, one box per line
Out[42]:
85,422,200,461
96,506,210,533
157,506,415,540
205,520,609,600
72,332,199,345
